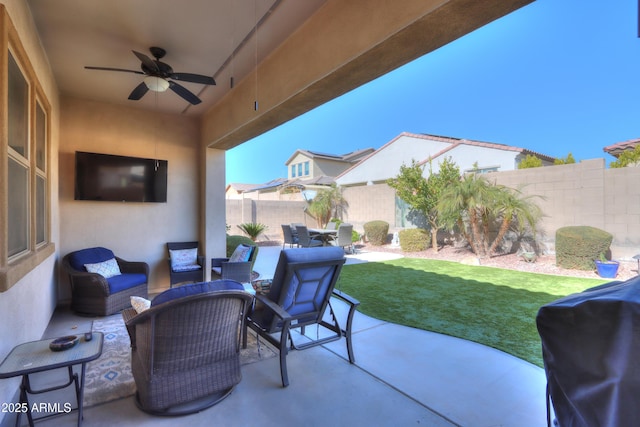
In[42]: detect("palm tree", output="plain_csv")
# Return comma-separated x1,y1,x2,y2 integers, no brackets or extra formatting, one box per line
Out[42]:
307,184,348,228
487,186,543,256
438,174,542,258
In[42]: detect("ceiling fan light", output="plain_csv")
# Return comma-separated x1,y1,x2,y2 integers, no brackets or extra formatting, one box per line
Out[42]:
144,76,169,92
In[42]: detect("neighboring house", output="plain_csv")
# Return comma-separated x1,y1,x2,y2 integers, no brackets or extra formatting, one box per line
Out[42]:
335,132,556,186
286,148,375,180
225,183,261,199
229,148,375,200
603,138,640,158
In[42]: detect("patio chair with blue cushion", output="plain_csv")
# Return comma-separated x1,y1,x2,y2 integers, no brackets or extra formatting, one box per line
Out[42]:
211,244,259,283
62,247,149,316
122,280,252,415
166,241,205,287
244,246,359,387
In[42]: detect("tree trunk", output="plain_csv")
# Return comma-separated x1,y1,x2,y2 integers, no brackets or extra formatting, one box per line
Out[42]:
431,228,438,251
488,215,512,257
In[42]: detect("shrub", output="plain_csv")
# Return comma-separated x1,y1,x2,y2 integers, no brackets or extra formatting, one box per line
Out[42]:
363,221,389,245
518,154,543,169
399,228,431,252
226,235,255,257
556,226,613,270
237,222,268,241
351,230,361,243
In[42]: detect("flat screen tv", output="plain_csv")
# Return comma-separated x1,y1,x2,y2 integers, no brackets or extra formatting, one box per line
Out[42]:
75,151,168,202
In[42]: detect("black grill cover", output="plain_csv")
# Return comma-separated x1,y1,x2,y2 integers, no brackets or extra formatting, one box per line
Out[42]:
536,276,640,427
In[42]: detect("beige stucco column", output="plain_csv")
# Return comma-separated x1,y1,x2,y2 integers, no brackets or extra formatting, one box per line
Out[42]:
202,147,227,280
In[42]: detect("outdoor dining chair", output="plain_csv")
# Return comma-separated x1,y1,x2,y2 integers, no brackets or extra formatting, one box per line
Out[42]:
328,223,354,254
295,225,323,248
281,224,299,249
244,246,359,387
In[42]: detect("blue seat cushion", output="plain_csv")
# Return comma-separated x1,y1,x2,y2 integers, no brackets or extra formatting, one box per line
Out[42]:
107,273,147,294
68,247,115,271
151,280,244,306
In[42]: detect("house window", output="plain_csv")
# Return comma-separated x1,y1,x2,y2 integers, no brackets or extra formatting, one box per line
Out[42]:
7,51,29,258
304,161,309,176
1,8,54,292
465,166,499,175
297,163,302,177
291,164,296,177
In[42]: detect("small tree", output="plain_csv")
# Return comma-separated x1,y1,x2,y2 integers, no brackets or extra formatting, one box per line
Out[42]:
518,154,543,169
554,152,576,165
437,174,542,258
610,145,640,168
387,157,460,251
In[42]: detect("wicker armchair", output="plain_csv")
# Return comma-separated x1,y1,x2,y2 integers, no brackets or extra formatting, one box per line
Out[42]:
211,244,258,283
167,241,205,287
244,247,359,387
62,247,149,316
122,281,252,415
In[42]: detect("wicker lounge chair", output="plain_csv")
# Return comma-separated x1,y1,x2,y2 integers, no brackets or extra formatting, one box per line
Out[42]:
122,280,252,415
62,247,149,316
244,246,359,387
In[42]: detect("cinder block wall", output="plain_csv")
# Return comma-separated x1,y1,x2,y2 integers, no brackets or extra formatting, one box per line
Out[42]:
227,160,640,259
226,199,312,242
491,159,640,258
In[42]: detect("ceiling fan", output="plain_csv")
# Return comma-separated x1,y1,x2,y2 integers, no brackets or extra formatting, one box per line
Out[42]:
85,47,216,105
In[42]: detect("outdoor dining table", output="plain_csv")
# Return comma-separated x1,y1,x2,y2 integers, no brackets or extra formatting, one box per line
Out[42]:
307,228,337,245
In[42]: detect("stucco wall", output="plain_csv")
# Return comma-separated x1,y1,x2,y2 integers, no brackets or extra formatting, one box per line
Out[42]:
0,0,61,420
59,97,201,295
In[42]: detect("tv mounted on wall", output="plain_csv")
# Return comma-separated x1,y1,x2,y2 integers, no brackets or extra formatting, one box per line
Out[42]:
74,151,168,202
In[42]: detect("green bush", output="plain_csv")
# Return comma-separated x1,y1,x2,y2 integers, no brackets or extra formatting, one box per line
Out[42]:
237,222,268,241
555,226,613,270
351,230,361,243
399,228,431,252
363,221,389,245
226,235,255,257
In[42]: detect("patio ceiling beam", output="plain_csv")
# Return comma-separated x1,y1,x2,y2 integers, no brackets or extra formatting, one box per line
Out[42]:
202,0,534,150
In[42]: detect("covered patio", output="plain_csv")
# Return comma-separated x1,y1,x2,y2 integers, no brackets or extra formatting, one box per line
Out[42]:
31,246,549,427
2,1,540,424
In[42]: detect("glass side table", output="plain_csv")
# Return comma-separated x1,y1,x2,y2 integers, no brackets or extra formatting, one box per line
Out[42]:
0,333,103,427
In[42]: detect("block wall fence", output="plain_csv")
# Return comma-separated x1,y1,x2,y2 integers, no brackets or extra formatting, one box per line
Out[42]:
226,158,640,259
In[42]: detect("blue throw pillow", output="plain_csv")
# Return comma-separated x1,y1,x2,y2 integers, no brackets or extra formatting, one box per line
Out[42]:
151,280,244,306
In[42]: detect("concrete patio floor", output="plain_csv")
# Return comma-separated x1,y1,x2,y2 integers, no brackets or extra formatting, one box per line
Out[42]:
30,246,550,427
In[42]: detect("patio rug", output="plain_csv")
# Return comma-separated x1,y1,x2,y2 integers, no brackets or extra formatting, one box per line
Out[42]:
83,314,276,408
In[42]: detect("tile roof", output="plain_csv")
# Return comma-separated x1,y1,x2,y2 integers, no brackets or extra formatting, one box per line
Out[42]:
603,138,640,157
285,148,374,165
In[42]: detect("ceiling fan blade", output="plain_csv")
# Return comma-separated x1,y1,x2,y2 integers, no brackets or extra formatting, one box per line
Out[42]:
170,72,216,86
128,82,149,100
132,50,159,73
85,66,144,75
168,81,202,105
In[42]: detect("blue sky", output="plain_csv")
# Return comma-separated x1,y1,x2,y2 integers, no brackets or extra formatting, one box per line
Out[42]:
226,0,640,184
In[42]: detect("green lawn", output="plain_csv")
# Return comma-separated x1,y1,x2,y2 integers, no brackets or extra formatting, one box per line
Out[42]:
336,258,607,367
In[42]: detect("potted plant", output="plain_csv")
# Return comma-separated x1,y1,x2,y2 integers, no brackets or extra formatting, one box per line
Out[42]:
594,252,620,278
